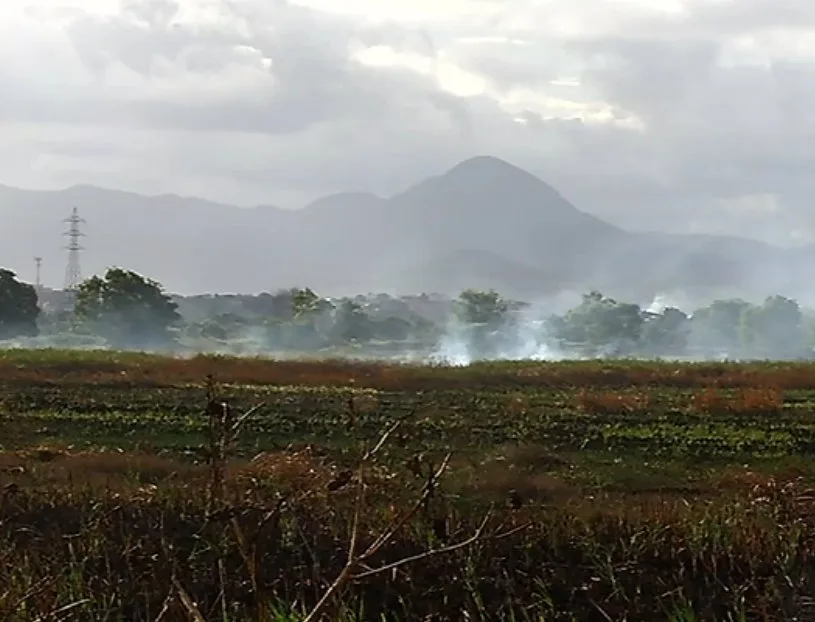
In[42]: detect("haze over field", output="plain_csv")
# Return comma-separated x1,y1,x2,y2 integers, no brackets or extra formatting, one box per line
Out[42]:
2,0,815,304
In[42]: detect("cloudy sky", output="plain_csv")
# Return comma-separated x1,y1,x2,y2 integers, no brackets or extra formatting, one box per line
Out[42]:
2,0,815,245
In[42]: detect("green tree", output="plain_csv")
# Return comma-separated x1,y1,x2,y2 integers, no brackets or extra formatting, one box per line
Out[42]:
276,287,333,351
450,289,512,359
553,291,644,355
291,288,325,319
374,316,413,341
641,307,690,356
0,269,40,339
75,268,181,349
455,289,508,327
740,295,805,358
332,299,374,343
192,312,252,343
690,298,753,353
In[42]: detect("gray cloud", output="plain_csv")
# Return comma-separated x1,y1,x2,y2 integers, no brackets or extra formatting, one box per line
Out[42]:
689,0,815,34
1,0,815,245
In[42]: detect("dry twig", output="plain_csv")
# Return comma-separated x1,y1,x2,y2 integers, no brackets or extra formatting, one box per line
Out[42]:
302,424,528,622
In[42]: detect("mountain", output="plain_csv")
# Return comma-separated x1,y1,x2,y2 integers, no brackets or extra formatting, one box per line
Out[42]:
383,156,624,277
1,156,812,302
382,249,568,300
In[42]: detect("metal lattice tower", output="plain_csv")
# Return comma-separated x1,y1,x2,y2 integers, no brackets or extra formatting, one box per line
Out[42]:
62,207,85,291
33,257,43,291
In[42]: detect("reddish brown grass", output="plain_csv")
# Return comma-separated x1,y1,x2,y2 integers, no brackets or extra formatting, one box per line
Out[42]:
576,389,651,414
5,353,815,390
691,386,785,414
236,447,335,493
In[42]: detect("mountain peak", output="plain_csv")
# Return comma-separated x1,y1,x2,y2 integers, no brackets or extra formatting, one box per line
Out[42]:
430,155,563,201
395,154,571,217
447,154,527,175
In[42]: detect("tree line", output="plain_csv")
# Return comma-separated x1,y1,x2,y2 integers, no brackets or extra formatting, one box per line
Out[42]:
1,267,813,360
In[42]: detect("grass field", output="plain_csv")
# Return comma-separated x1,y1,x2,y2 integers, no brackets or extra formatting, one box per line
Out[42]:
2,350,815,620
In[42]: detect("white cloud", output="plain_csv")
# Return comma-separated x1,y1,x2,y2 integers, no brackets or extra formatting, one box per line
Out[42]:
352,45,488,97
289,0,503,25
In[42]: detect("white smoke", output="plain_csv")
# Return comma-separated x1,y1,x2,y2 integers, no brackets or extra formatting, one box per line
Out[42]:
645,292,691,315
429,303,570,366
429,324,472,366
645,295,668,315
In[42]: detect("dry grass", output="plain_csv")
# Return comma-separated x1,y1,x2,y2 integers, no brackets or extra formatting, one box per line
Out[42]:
576,389,651,414
4,349,815,390
0,448,811,620
0,436,811,620
450,444,575,506
2,352,815,618
692,386,785,414
0,444,806,503
573,386,786,416
0,447,202,491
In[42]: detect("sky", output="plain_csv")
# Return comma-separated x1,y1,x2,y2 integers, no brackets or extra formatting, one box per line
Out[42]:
2,0,815,245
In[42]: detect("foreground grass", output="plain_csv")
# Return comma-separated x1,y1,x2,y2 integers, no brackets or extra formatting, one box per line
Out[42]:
1,349,815,619
1,448,814,621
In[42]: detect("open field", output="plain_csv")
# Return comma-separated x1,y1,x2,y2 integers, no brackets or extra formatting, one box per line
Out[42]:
2,350,815,620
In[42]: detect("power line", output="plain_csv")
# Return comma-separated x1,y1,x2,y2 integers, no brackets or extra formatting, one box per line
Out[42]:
63,207,85,291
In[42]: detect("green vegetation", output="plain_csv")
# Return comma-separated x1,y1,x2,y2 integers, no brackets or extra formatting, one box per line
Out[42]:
0,268,39,339
74,267,182,349
0,351,815,619
4,264,815,359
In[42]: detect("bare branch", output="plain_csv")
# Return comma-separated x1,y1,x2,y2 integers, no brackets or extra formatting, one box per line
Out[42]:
347,466,365,565
173,576,207,622
352,511,492,580
229,402,265,440
351,513,530,581
302,563,357,622
362,419,402,462
151,589,174,622
298,403,531,622
363,453,451,557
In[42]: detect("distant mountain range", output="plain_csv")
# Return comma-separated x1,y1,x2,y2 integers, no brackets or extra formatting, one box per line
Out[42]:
2,155,813,304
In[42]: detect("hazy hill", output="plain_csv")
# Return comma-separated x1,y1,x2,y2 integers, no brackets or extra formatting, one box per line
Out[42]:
381,249,568,300
1,156,812,302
